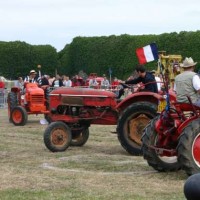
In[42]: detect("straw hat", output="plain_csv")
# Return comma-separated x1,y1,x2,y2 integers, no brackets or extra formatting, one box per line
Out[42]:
181,57,197,68
29,70,37,74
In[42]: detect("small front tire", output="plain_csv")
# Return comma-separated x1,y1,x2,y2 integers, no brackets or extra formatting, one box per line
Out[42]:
44,121,72,152
10,106,28,126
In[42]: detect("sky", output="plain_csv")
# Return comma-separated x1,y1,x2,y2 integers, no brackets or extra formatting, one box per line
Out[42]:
0,0,200,51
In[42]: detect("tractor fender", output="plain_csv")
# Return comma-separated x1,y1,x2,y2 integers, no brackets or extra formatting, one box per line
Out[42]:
116,92,164,113
11,87,21,93
177,116,199,137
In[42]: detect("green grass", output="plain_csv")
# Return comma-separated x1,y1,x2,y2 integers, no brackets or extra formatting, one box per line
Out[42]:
0,108,187,200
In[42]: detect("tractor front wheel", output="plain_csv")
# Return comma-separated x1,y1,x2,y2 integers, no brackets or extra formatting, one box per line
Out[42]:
71,128,89,146
44,121,72,152
142,116,181,172
117,102,157,155
10,106,28,126
177,118,200,175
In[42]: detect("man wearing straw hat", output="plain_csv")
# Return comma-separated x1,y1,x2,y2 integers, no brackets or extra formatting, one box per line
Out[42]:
24,70,38,83
174,57,200,106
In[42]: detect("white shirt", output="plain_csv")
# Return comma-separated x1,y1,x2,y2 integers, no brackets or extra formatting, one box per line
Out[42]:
89,79,98,86
101,79,110,87
63,80,72,87
155,76,161,91
193,74,200,91
24,76,36,83
54,80,59,88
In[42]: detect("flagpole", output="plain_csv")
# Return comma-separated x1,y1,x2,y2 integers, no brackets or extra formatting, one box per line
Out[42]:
108,67,112,88
158,55,170,112
110,73,111,87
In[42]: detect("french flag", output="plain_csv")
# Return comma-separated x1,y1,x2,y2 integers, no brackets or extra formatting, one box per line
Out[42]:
136,43,159,64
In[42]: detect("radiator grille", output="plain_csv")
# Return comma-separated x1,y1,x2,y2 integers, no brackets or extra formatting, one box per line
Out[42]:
31,95,44,104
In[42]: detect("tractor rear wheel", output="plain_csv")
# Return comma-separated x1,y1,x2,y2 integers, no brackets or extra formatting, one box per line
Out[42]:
117,102,157,155
10,106,28,126
177,118,200,175
142,116,181,172
71,128,89,146
44,121,72,152
7,92,18,122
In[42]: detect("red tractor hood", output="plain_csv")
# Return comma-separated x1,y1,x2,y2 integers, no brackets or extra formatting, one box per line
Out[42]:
50,87,117,98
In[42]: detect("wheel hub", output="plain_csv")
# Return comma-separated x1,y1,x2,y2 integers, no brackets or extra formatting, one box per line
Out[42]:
52,129,67,145
129,114,149,145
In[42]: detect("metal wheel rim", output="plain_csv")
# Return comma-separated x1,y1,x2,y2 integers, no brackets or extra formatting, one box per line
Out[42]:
12,110,22,123
51,128,68,146
128,114,150,145
192,132,200,167
154,135,177,164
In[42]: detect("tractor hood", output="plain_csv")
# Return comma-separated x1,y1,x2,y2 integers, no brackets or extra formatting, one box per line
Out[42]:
49,87,117,108
50,87,116,98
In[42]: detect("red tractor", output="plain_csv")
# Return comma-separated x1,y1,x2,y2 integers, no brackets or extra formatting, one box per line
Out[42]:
142,87,200,175
43,52,181,155
43,84,176,155
7,82,50,126
141,53,200,176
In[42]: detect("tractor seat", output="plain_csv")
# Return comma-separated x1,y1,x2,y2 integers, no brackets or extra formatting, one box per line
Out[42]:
174,102,200,112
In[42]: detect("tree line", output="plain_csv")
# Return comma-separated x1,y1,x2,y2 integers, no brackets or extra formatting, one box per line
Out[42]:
1,31,200,80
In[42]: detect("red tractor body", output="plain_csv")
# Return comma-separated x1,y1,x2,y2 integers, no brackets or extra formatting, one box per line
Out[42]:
43,85,173,154
49,87,118,125
24,83,47,112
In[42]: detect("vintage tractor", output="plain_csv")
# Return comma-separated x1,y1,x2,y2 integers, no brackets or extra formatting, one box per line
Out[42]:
43,52,182,155
7,82,50,126
43,84,176,154
141,63,200,178
142,93,200,175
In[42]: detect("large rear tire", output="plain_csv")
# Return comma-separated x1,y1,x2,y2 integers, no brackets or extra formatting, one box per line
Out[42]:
142,116,181,172
7,92,18,122
117,102,157,155
44,121,72,152
177,118,200,175
10,106,28,126
71,128,89,146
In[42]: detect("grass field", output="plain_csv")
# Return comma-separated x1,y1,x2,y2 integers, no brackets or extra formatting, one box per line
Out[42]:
0,108,187,200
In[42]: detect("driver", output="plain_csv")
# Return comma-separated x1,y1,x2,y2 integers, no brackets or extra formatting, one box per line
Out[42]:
24,70,38,83
117,65,158,99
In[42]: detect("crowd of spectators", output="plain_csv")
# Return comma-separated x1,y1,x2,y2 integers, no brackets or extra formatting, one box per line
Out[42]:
0,71,121,107
15,70,121,91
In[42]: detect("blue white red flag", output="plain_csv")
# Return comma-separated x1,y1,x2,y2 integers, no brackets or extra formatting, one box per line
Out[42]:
136,43,159,64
